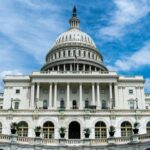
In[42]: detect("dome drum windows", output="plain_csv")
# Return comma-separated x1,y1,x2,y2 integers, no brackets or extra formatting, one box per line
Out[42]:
0,122,2,134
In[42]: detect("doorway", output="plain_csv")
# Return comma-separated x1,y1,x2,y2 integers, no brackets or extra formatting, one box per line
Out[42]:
69,121,80,139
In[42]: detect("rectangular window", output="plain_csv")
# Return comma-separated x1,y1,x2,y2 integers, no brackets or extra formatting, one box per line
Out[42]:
129,101,134,109
14,102,19,109
72,88,77,94
101,90,105,94
16,89,20,94
43,89,48,94
129,89,133,94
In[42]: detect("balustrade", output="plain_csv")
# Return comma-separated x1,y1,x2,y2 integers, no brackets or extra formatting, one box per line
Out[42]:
0,133,150,146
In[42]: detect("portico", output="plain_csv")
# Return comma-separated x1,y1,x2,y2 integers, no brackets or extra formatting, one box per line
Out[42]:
30,77,116,110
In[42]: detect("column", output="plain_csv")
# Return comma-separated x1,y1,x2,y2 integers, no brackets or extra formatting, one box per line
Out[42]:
66,83,70,109
92,83,95,105
114,83,119,109
70,64,72,71
77,64,79,71
97,83,101,109
89,66,91,72
109,83,112,109
31,83,35,108
79,83,83,109
54,83,57,109
63,64,66,71
48,83,52,108
36,83,40,99
58,65,60,71
83,64,85,71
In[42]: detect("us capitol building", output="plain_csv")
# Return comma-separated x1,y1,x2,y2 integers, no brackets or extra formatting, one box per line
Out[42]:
0,6,150,150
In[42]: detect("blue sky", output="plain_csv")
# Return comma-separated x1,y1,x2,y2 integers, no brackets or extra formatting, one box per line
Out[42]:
0,0,150,93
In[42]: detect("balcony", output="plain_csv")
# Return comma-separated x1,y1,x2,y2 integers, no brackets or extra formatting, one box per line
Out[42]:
0,133,150,147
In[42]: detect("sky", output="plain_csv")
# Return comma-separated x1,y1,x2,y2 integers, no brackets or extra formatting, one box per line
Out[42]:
0,0,150,93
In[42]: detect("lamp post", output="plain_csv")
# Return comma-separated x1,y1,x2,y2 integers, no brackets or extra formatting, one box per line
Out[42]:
135,98,138,109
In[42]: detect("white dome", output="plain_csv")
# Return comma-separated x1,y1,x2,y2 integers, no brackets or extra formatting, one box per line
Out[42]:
54,28,96,48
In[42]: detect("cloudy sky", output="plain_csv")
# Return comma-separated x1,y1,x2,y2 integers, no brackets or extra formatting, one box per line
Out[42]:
0,0,150,93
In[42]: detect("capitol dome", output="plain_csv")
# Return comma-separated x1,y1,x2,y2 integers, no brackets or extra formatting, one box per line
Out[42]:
54,28,96,48
41,6,108,72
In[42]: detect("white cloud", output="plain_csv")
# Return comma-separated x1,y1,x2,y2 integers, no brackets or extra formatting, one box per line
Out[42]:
108,41,150,71
100,0,150,38
0,0,67,64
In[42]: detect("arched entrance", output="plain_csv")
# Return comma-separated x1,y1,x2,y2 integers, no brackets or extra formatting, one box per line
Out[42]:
69,121,80,139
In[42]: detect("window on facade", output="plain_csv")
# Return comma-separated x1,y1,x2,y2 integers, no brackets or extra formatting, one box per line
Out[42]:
88,52,90,58
63,51,65,57
85,100,89,108
16,89,20,94
43,100,48,109
0,106,3,109
0,122,2,133
100,90,105,94
68,51,70,56
60,99,65,108
146,121,150,133
129,101,135,109
84,88,89,94
95,121,107,139
72,100,78,109
72,88,77,94
43,121,54,139
14,102,19,109
129,89,133,94
73,50,76,56
102,100,107,109
84,51,86,57
121,121,132,137
79,50,81,56
43,89,48,94
17,121,28,137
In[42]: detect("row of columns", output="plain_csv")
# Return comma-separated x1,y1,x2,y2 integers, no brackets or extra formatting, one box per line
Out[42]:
51,64,98,72
30,82,118,109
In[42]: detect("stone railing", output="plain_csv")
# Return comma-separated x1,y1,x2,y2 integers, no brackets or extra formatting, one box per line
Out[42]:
17,136,35,145
0,133,150,146
32,70,117,76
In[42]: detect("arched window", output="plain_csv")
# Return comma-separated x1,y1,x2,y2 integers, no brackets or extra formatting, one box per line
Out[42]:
60,99,65,108
0,122,2,133
121,121,132,137
17,121,28,137
146,121,150,133
95,121,107,139
72,100,78,109
43,121,54,139
43,100,48,109
85,100,89,109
